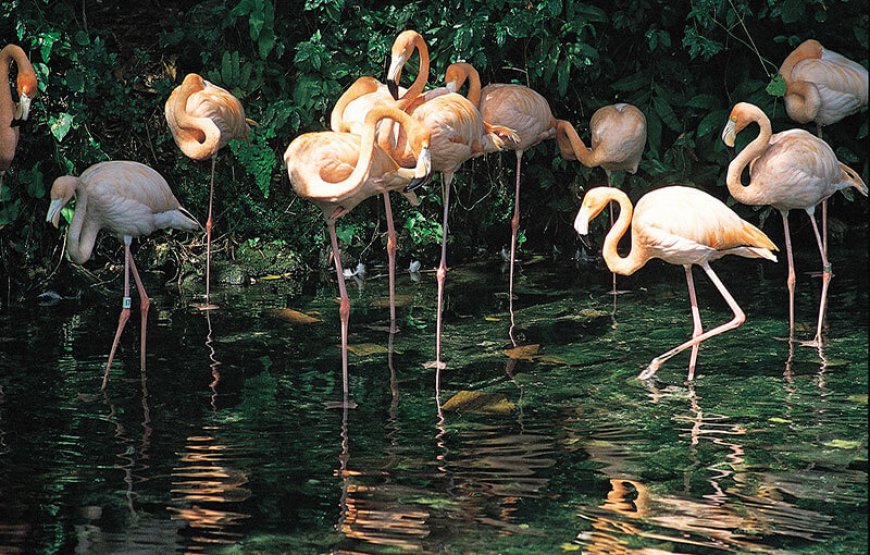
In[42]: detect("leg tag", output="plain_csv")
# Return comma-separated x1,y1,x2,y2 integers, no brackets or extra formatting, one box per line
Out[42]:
123,296,132,309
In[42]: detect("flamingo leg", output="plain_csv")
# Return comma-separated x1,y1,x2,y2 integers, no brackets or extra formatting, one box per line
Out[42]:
781,210,796,339
327,219,351,398
127,247,150,371
382,191,397,330
202,155,218,310
815,123,828,257
685,265,703,381
508,150,524,346
606,171,621,296
806,208,831,347
103,242,133,390
639,262,745,380
435,172,453,378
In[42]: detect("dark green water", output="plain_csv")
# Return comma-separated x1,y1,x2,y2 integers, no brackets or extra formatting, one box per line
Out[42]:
0,239,866,554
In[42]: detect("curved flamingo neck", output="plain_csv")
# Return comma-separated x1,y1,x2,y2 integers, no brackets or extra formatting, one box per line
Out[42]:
451,63,481,105
330,76,380,132
784,80,820,124
725,106,773,206
600,189,646,276
0,46,23,124
394,34,429,111
66,184,95,264
171,76,221,160
556,120,598,167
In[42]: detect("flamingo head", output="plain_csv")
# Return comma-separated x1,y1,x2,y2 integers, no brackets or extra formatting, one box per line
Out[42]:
721,102,758,147
574,187,613,235
14,70,38,121
444,62,473,94
387,30,422,100
46,176,78,228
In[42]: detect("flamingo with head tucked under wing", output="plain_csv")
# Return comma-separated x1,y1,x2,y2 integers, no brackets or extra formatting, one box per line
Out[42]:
45,161,200,389
721,101,867,346
1,44,38,192
575,185,778,381
165,73,254,309
285,105,432,405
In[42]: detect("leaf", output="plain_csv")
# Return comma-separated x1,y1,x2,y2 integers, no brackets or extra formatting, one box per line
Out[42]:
346,343,388,357
769,417,791,424
847,394,868,405
610,72,647,92
780,0,805,24
561,544,581,552
441,390,516,415
50,113,74,143
271,308,321,324
484,316,501,322
504,344,541,360
652,95,680,132
685,94,718,110
766,74,786,97
823,439,862,450
697,110,727,138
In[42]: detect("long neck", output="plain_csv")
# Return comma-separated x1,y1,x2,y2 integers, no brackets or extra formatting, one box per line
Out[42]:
460,64,481,106
601,191,647,275
555,119,599,167
402,35,429,104
170,78,221,159
725,108,773,205
66,187,97,264
330,76,380,132
0,47,15,125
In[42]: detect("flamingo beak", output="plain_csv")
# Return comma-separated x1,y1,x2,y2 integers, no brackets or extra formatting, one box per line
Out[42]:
446,80,458,93
386,54,405,100
721,120,737,148
574,206,591,236
14,94,32,121
406,147,432,192
46,199,63,228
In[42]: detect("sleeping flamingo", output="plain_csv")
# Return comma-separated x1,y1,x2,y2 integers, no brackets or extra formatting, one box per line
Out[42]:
165,73,254,309
284,105,432,404
45,161,200,389
388,79,519,372
721,102,867,345
439,62,564,339
0,44,38,191
556,104,647,295
779,39,868,255
575,186,778,381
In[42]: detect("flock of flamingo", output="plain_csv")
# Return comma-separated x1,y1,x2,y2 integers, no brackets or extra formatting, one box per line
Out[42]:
1,32,867,397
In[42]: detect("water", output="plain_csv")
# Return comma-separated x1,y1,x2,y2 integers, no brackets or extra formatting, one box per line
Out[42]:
0,239,866,554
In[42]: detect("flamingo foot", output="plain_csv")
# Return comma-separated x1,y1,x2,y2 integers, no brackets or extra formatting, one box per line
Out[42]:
638,359,662,381
606,289,631,296
423,360,447,370
323,399,359,410
196,303,220,311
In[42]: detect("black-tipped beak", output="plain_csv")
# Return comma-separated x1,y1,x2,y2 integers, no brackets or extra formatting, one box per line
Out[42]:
405,171,432,193
387,80,400,101
10,119,21,128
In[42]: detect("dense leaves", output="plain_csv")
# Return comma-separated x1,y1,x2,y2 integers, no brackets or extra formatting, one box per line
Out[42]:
0,0,867,301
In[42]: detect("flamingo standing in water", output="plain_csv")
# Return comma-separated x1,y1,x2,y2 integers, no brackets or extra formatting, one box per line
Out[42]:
574,185,778,381
438,62,564,339
45,161,200,389
284,106,432,404
0,44,38,191
779,39,868,254
387,72,519,371
165,73,253,309
721,102,867,345
557,104,647,294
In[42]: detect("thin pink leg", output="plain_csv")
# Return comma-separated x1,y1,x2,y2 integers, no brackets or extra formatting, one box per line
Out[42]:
382,192,397,330
781,211,796,339
435,172,453,380
127,249,150,370
685,265,703,381
639,262,745,380
202,155,218,310
607,171,619,296
104,242,133,390
508,150,524,346
815,124,828,258
806,209,831,346
327,219,351,397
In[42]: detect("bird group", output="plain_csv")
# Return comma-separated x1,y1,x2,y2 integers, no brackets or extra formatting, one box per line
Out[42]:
0,32,866,395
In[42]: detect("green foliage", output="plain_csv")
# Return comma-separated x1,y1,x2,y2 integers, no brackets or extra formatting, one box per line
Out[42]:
0,0,867,300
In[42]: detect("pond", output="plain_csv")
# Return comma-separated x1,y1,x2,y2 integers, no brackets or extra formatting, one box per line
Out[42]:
0,235,867,554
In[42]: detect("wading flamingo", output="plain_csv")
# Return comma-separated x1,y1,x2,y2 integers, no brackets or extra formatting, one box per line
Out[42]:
440,62,563,339
165,73,253,309
284,106,432,405
574,186,778,381
721,102,867,345
388,81,519,372
556,104,647,294
331,30,430,136
779,39,868,254
1,44,38,191
45,161,200,389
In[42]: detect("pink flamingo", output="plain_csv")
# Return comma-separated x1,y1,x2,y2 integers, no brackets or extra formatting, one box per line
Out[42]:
0,44,38,190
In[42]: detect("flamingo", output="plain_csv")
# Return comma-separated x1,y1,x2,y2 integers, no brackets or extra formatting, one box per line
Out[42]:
387,78,519,371
0,44,38,191
284,105,432,403
556,104,647,294
574,185,778,381
331,29,430,136
439,62,563,339
721,102,867,345
165,73,254,309
779,39,868,255
45,161,200,389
